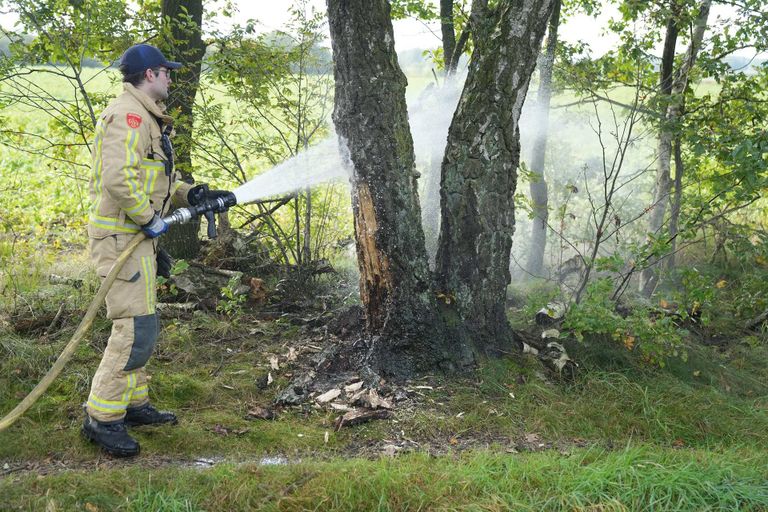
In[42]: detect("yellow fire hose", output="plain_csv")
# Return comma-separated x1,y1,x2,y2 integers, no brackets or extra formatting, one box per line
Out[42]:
0,232,146,432
0,194,237,433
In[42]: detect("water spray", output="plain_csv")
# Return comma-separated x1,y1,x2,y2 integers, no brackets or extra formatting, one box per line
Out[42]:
230,138,349,204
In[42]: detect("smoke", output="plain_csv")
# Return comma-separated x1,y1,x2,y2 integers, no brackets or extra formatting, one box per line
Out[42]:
408,75,465,265
232,67,656,280
231,74,465,209
512,92,657,280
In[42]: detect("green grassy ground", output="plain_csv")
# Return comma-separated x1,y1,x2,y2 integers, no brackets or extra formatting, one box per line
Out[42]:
4,447,768,511
2,255,768,510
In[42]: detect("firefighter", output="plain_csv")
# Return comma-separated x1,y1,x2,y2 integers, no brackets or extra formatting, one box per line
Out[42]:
83,43,230,457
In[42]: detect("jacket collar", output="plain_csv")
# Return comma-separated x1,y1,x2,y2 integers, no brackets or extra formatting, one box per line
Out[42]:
123,83,173,126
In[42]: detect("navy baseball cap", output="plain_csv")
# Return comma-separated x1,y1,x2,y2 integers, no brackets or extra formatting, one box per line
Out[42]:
119,44,182,74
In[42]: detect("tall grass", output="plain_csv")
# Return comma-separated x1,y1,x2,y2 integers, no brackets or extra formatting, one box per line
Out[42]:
3,446,766,511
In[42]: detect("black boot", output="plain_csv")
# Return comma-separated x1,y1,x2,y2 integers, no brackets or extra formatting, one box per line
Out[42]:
125,403,178,427
82,416,140,457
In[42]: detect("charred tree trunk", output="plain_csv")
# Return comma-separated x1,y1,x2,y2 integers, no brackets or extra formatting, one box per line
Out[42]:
640,0,711,296
327,0,468,376
160,0,206,259
435,0,554,352
526,0,561,278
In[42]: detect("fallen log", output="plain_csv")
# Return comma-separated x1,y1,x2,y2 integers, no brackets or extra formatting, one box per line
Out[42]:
534,301,568,326
334,409,392,431
513,305,578,380
746,309,768,330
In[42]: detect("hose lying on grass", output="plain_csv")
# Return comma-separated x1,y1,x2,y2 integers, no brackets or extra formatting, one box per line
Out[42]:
0,231,146,433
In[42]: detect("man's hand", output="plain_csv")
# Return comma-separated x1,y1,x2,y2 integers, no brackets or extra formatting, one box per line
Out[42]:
188,184,234,206
141,214,168,238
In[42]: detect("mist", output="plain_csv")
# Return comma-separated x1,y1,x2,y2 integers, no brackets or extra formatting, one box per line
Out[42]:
233,67,656,280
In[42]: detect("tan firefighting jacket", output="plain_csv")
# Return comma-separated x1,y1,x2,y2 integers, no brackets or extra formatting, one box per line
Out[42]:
88,83,192,238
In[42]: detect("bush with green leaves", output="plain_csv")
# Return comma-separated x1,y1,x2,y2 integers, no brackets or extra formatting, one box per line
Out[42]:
564,278,686,366
216,275,246,317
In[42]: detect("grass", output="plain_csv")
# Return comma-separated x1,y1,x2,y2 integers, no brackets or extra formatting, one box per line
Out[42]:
2,276,768,510
2,446,767,511
5,319,767,460
2,225,768,511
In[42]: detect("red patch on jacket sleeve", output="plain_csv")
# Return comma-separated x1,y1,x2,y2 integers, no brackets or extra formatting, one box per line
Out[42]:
126,113,142,129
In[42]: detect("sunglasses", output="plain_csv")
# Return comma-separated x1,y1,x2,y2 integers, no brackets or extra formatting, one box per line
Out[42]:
153,68,172,78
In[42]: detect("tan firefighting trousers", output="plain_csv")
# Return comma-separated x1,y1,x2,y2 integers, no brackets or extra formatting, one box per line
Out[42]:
86,234,159,422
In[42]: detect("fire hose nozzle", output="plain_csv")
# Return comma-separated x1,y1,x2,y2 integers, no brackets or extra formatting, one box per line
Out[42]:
163,208,193,226
162,193,237,238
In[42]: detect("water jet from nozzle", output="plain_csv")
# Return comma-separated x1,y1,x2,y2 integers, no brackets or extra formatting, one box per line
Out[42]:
232,138,348,206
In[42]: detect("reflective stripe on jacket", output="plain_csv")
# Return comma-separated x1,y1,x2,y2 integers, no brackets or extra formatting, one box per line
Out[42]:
88,83,192,238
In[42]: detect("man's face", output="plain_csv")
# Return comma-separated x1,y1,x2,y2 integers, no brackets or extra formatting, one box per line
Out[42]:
145,67,172,101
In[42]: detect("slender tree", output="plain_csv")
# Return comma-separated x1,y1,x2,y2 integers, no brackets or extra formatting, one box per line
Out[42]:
440,0,457,72
526,0,562,278
639,0,711,296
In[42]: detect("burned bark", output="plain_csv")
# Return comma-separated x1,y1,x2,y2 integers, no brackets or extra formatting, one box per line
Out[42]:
327,0,468,376
435,0,555,352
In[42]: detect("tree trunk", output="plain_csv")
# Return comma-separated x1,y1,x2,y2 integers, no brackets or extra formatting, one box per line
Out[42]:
160,0,206,259
447,0,489,75
639,7,678,296
294,195,302,265
440,0,456,72
640,0,711,296
303,187,312,264
435,0,554,351
667,137,683,269
327,0,466,376
526,0,561,278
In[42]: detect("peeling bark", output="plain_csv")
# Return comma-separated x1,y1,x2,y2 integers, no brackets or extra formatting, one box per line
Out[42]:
436,0,555,351
327,0,466,376
353,183,393,331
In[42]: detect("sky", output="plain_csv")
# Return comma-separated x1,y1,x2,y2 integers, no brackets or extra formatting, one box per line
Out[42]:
0,1,758,59
215,0,622,56
203,1,759,59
